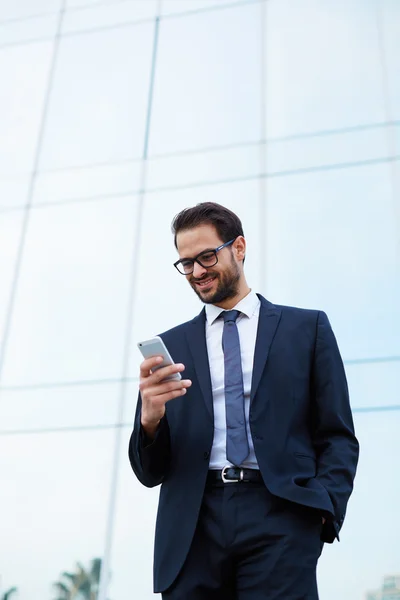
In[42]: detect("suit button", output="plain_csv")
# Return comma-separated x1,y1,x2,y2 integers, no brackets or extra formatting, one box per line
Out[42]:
203,451,210,460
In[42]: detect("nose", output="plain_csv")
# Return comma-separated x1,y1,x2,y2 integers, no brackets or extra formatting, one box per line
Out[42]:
192,261,207,279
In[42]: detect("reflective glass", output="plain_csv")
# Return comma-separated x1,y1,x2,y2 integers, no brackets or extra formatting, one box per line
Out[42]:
0,0,59,20
0,212,24,348
0,429,114,599
381,0,400,120
318,411,400,600
0,13,57,45
0,43,53,176
66,0,141,7
108,424,158,600
62,0,157,32
1,197,139,386
39,23,154,169
66,0,107,6
346,361,400,410
265,0,385,137
33,161,142,206
149,2,262,154
0,178,29,209
266,126,391,174
147,144,261,191
162,0,243,15
0,383,121,431
264,162,399,360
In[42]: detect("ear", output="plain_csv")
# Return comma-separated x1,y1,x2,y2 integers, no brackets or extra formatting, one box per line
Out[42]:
233,236,246,262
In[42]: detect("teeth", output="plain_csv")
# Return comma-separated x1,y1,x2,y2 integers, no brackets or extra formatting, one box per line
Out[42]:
198,278,213,286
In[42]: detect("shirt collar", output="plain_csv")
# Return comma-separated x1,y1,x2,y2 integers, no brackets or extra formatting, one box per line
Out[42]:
205,290,260,325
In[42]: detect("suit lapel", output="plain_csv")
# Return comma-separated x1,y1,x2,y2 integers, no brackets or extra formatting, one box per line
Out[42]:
250,295,282,402
185,308,213,421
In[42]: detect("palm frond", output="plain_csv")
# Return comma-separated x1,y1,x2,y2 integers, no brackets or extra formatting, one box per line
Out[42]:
90,558,102,583
2,588,18,600
52,582,70,594
60,572,78,584
53,557,104,600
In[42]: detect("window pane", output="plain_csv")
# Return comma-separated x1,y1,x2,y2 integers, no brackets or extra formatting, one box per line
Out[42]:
162,0,242,14
346,361,400,409
318,411,400,600
66,0,140,7
381,0,400,120
0,0,58,20
0,43,53,176
395,126,400,155
147,144,261,191
108,424,157,600
0,429,114,598
1,197,139,386
128,181,262,378
0,178,29,209
265,162,399,360
66,0,105,6
0,383,122,431
266,125,391,174
149,2,262,154
0,212,23,347
0,13,57,45
266,0,384,136
33,161,142,206
62,0,157,33
38,23,154,169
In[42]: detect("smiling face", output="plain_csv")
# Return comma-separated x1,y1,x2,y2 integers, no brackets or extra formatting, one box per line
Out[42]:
176,224,249,308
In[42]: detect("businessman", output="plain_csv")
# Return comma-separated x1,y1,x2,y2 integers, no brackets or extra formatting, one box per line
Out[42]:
129,201,359,599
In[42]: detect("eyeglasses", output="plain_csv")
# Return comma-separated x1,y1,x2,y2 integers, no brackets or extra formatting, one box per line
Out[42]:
173,239,235,275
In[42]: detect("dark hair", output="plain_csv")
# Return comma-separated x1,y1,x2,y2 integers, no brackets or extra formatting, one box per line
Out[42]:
171,202,244,249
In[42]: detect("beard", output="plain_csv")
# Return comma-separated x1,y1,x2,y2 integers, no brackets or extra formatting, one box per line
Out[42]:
190,256,241,305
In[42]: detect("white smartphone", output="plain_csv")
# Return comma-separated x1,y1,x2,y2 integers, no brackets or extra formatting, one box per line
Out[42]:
137,336,182,381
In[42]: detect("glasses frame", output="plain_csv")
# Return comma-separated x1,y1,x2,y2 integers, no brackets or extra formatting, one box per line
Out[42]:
173,238,235,275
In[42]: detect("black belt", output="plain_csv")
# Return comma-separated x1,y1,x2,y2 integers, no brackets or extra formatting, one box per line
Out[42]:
207,466,263,484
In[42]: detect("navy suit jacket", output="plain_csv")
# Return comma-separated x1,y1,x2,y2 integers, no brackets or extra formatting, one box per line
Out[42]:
129,296,359,593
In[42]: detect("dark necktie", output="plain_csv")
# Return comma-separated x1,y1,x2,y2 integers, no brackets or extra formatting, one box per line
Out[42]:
222,310,250,466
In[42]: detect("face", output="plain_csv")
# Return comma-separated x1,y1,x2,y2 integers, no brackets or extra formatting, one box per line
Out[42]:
176,224,245,305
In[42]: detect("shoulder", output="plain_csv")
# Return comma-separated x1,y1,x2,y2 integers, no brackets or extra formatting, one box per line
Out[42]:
258,294,325,319
258,294,327,325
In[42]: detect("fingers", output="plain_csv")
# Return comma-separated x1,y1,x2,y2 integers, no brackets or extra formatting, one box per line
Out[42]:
139,356,163,378
140,376,192,426
140,377,192,399
140,357,185,384
145,382,192,406
139,358,191,429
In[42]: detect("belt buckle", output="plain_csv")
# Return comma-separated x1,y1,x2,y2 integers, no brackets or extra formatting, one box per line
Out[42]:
221,465,244,483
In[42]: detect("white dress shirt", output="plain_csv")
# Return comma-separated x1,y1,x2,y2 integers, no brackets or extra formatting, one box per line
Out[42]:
205,289,260,469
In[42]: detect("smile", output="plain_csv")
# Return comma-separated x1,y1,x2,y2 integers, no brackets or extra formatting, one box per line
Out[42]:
195,277,215,289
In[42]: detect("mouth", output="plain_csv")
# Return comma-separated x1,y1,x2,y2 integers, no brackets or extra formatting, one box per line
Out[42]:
194,276,216,290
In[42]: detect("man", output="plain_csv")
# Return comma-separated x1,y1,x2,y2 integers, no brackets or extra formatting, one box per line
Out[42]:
129,202,359,599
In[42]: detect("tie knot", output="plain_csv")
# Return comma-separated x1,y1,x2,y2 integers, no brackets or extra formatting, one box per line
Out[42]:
222,310,240,324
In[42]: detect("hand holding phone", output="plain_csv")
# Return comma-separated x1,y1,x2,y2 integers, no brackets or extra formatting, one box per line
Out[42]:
138,336,182,382
138,336,192,439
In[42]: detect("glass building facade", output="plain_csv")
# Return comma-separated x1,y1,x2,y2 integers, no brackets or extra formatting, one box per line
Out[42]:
0,1,399,598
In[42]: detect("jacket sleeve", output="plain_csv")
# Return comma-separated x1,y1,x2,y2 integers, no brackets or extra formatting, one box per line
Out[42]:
311,311,359,543
128,392,171,488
